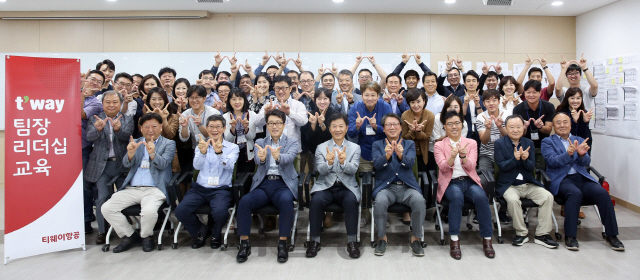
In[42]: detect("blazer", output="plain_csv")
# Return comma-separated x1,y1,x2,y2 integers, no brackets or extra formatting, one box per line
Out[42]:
401,109,436,165
312,139,361,202
84,112,134,183
371,138,421,198
541,135,597,195
120,136,176,204
223,111,258,160
251,134,300,199
494,136,542,197
434,137,482,202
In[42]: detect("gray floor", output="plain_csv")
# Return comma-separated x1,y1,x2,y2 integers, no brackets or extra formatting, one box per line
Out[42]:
1,189,639,280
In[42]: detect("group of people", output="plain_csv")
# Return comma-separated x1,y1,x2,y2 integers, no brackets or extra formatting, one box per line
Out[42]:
80,51,624,264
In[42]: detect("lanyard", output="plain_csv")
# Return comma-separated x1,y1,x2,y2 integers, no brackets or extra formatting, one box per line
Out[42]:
526,101,542,120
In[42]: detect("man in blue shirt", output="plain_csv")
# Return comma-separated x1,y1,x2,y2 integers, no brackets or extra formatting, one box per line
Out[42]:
175,115,239,249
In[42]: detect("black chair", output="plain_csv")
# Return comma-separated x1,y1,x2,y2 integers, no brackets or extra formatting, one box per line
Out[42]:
101,172,181,252
433,169,498,245
538,166,607,240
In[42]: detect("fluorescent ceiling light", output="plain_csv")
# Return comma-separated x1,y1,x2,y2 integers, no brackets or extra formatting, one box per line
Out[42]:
333,0,344,2
445,0,456,4
551,1,563,6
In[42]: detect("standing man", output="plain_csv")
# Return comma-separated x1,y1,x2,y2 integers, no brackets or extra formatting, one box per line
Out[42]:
158,67,176,102
381,73,409,115
331,70,363,115
556,54,598,111
437,55,466,98
517,54,555,101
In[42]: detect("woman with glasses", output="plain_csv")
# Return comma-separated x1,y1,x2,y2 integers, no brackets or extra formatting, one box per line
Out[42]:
223,88,257,174
434,111,494,260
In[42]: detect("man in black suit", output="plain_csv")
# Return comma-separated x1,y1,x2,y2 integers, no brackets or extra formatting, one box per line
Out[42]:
494,115,557,249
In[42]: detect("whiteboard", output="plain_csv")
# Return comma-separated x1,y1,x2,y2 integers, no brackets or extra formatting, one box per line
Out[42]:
0,51,430,130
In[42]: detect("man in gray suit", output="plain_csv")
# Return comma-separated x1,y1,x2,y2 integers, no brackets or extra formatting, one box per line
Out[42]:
331,69,363,115
307,113,361,259
85,90,133,244
236,109,300,263
102,113,176,253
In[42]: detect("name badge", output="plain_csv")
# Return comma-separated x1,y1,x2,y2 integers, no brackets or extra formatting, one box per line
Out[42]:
490,133,500,142
208,177,219,185
140,160,150,169
530,128,540,141
256,126,264,133
366,124,375,136
237,135,247,144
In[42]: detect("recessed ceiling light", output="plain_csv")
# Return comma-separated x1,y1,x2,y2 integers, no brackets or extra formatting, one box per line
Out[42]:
444,0,456,3
551,1,563,6
107,0,117,2
333,0,344,2
0,0,7,2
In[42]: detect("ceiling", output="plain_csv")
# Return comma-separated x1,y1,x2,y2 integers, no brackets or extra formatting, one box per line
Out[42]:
0,0,618,16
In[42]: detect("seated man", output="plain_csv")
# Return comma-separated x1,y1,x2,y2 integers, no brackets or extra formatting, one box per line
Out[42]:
542,112,624,251
494,115,558,248
434,111,494,260
307,113,361,259
175,115,239,249
101,113,176,253
236,109,300,263
371,113,426,257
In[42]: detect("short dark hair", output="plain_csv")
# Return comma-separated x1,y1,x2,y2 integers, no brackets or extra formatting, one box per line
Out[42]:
266,109,286,123
528,67,543,78
187,85,207,99
314,87,333,100
443,110,462,123
88,70,105,82
406,88,427,105
199,70,214,79
114,72,133,83
482,89,501,101
226,87,249,113
287,70,300,79
266,65,279,72
386,73,402,84
172,78,191,98
206,114,226,128
498,76,520,96
158,67,176,78
404,70,420,82
240,74,251,80
338,69,353,80
216,71,231,80
505,114,525,125
485,71,499,81
463,70,479,82
273,75,292,86
96,59,115,72
300,71,315,80
422,71,437,84
139,74,162,95
216,81,233,92
328,113,348,126
132,73,143,79
321,72,335,81
381,113,401,126
523,80,542,92
358,69,373,78
566,64,582,76
139,112,163,126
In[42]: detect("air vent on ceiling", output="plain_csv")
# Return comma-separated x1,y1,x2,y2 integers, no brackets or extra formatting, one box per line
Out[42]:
482,0,513,6
197,0,224,3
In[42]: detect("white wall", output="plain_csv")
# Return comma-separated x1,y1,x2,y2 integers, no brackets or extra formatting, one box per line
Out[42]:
577,0,640,207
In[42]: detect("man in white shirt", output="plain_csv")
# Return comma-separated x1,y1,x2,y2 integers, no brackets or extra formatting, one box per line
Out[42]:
556,54,598,111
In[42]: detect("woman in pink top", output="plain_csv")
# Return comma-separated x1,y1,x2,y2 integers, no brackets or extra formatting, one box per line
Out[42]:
434,111,494,260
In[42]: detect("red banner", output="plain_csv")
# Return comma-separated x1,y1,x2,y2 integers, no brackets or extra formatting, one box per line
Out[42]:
4,55,84,262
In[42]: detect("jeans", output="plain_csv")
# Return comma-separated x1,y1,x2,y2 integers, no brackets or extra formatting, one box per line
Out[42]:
443,177,492,237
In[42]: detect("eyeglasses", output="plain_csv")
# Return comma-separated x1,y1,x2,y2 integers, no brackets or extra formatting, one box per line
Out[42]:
188,96,203,100
116,82,132,88
445,121,462,127
384,123,401,128
207,125,224,130
359,75,371,80
201,77,215,81
267,122,284,127
88,77,104,84
567,71,581,77
142,125,160,130
218,90,230,94
300,79,314,84
274,86,290,92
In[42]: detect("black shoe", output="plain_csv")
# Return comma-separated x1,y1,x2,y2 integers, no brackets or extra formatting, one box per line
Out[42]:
565,236,579,251
498,211,512,225
191,231,210,249
605,236,625,251
277,242,289,263
91,214,96,222
410,240,425,257
535,234,559,249
347,241,361,259
142,236,155,252
95,233,107,244
112,232,142,253
236,241,251,262
85,222,94,234
306,241,321,258
512,235,529,246
210,236,222,249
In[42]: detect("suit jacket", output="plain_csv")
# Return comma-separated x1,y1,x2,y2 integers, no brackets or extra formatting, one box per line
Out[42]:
434,137,482,202
372,138,421,198
312,139,361,202
541,135,596,195
494,136,542,197
401,109,435,165
84,112,133,183
251,134,300,199
120,136,176,204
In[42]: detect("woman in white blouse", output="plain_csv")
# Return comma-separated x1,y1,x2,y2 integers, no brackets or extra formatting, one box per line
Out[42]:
223,87,257,174
498,76,522,116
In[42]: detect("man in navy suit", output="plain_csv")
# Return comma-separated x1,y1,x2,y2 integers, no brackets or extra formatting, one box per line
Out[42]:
494,115,557,248
371,113,426,257
541,112,624,251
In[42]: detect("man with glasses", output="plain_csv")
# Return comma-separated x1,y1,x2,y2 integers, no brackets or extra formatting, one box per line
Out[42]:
237,109,300,263
81,70,106,234
349,53,389,92
175,115,239,250
556,54,598,111
331,70,363,115
371,113,426,257
254,75,308,154
109,72,137,118
101,113,176,253
179,85,221,150
199,70,221,107
437,56,466,98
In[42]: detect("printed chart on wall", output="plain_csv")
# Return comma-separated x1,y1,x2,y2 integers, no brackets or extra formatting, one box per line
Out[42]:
590,53,640,139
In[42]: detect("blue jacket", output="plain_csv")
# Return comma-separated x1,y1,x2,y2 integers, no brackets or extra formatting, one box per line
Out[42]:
371,138,420,197
347,99,392,161
494,136,542,197
252,134,300,199
121,136,176,204
541,135,597,195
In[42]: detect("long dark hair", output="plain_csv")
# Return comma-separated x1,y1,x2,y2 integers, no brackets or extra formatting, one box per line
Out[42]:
145,87,176,118
226,87,250,113
440,95,465,125
556,87,585,115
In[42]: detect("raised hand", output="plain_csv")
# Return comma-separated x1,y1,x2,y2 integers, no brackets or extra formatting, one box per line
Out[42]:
446,55,453,70
571,109,581,123
229,114,238,127
355,52,364,63
368,113,377,128
416,120,428,131
269,145,282,161
356,111,365,129
495,61,502,74
502,95,510,107
198,135,208,154
525,54,533,66
192,115,202,127
278,53,287,67
241,114,250,128
382,89,391,103
93,115,107,131
394,139,404,157
338,146,347,165
255,144,267,162
367,53,376,65
230,64,239,73
458,143,469,158
214,51,224,65
513,146,522,160
318,108,326,124
128,135,145,153
243,60,253,72
275,51,283,64
110,115,122,132
540,54,547,68
263,99,275,113
213,137,224,154
331,63,338,76
578,53,588,69
402,49,411,63
294,53,303,68
482,61,490,74
326,146,336,165
493,112,504,127
336,91,344,103
385,139,394,157
524,118,534,128
146,136,156,155
397,90,405,104
484,115,493,129
449,143,459,158
404,119,417,131
318,63,324,76
567,140,576,156
583,108,594,122
473,90,481,106
345,90,354,103
560,54,569,69
464,89,473,104
534,115,545,129
280,102,291,115
521,146,531,160
179,115,188,127
454,54,463,68
414,49,422,64
307,111,318,125
576,138,590,156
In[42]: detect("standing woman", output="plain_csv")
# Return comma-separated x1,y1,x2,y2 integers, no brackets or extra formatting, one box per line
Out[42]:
131,74,161,138
556,87,593,150
305,88,336,162
172,78,191,113
223,88,257,174
248,73,274,139
498,76,522,116
178,85,221,171
401,88,436,171
429,95,468,172
144,87,180,172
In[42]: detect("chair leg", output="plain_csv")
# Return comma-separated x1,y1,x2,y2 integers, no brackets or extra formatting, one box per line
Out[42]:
221,207,236,251
357,200,362,243
157,208,171,249
257,214,265,234
435,203,444,245
101,225,114,252
551,211,562,240
493,200,502,244
173,221,181,249
370,207,376,248
593,205,606,239
289,207,299,251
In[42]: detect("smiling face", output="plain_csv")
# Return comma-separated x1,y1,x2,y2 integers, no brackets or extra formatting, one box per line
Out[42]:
447,99,462,114
266,115,285,139
143,79,158,93
160,72,175,89
240,77,252,94
358,71,372,85
483,96,500,113
99,64,114,81
447,69,460,85
188,91,204,111
287,72,299,90
114,77,132,95
217,73,230,83
423,75,437,94
86,73,104,92
568,92,583,110
174,82,188,98
150,92,166,110
201,73,215,89
410,95,425,115
553,113,571,138
338,74,352,93
322,75,335,90
485,75,498,90
566,69,581,86
255,76,270,93
386,76,401,93
299,73,314,92
444,115,463,139
406,76,418,89
362,88,378,111
206,119,225,141
217,85,230,103
505,117,524,142
141,118,162,142
502,80,516,95
273,81,291,102
464,75,478,91
102,94,122,117
524,86,541,105
230,94,245,112
529,70,543,82
266,68,277,80
383,116,402,140
315,92,330,112
329,117,347,142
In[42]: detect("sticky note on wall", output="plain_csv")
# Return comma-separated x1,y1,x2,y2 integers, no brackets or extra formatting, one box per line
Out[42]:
606,68,610,74
619,77,624,83
609,59,613,65
612,79,616,85
620,66,624,72
619,57,624,63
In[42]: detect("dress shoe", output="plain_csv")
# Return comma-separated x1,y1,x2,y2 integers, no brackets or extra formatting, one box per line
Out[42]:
305,241,321,258
85,222,94,234
142,236,155,252
112,232,142,253
277,242,289,263
236,241,251,262
565,236,579,251
449,240,461,260
482,239,495,259
95,233,107,244
347,241,361,259
191,230,210,249
210,237,222,249
605,236,625,251
578,211,586,219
